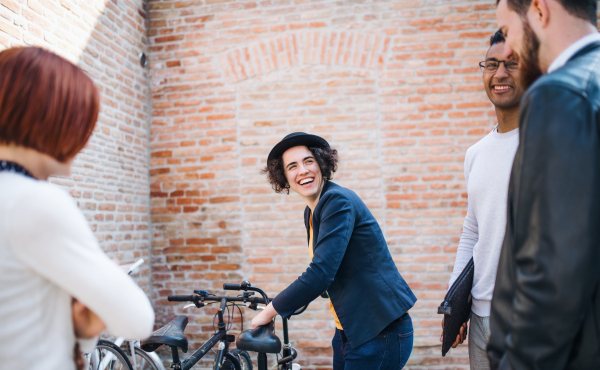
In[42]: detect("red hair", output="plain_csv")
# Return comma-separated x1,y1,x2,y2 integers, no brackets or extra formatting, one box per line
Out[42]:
0,47,99,162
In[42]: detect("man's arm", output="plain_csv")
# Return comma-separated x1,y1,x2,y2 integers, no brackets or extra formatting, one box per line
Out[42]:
442,153,478,347
449,152,479,287
498,85,600,369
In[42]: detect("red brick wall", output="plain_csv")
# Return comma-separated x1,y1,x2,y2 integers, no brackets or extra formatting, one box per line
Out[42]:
0,0,153,293
147,1,503,368
2,0,600,369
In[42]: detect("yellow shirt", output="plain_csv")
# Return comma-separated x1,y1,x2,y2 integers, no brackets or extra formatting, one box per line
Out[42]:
309,214,343,330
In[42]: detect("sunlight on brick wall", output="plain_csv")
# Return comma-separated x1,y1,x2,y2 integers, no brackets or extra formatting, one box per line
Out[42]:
0,0,153,292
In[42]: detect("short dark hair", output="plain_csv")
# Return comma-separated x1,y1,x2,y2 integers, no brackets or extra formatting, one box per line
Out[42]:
490,30,506,46
0,47,99,162
497,0,597,24
262,146,338,194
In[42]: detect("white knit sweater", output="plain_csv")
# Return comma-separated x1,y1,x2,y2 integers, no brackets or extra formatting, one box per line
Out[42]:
0,172,155,370
449,127,519,317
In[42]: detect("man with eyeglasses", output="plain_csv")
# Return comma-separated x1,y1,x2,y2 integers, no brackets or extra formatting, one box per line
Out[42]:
440,30,524,370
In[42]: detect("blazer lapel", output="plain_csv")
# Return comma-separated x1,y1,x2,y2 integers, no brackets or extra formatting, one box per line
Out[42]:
304,207,310,245
310,181,333,252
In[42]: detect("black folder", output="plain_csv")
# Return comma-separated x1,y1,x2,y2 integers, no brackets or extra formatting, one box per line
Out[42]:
438,257,474,356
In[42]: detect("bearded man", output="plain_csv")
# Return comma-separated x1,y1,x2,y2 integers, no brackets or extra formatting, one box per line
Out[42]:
489,0,600,369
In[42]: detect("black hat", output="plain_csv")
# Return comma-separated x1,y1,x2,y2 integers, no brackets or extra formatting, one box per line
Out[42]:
267,132,330,163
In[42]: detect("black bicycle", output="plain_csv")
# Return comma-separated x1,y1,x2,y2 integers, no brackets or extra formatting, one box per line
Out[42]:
147,281,307,370
141,287,256,370
223,281,308,370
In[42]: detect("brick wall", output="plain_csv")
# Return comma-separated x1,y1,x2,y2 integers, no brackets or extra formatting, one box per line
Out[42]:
147,1,499,369
2,0,599,369
0,0,153,292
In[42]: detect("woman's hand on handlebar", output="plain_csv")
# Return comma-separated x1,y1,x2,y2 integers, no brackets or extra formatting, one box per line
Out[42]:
251,302,278,329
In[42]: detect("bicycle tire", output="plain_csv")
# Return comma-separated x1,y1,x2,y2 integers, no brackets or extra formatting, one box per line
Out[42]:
230,349,252,370
131,347,161,370
220,351,242,370
89,339,133,370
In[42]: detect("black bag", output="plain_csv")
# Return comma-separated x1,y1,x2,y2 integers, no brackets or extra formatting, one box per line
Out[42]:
438,257,474,356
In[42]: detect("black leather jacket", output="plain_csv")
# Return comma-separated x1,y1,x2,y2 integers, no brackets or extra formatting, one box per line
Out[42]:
487,42,600,370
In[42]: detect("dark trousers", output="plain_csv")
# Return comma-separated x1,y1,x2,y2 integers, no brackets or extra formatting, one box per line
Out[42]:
332,313,413,370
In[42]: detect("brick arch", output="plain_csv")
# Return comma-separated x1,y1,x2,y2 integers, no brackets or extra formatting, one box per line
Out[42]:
219,31,391,84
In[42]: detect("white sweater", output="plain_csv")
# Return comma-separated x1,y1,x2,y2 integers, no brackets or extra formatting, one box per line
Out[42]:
449,127,519,317
0,172,155,370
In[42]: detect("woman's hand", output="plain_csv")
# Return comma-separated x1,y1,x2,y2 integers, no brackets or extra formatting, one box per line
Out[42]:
440,317,468,348
251,302,278,329
72,299,106,339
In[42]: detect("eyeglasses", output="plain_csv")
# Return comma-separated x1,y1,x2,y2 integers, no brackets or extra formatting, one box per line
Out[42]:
479,60,519,73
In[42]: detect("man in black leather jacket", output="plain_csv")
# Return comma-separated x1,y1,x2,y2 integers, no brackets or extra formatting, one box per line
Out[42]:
489,0,600,369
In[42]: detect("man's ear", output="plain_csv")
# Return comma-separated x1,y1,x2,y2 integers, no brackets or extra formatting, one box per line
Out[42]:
528,0,550,29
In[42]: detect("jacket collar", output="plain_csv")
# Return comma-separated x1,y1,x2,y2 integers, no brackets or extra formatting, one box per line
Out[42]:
548,33,600,73
303,180,334,230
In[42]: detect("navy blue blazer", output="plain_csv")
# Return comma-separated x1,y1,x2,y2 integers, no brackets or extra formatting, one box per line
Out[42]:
272,181,417,348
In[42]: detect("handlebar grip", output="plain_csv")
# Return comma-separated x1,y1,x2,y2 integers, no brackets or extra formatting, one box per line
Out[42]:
223,283,242,290
168,295,194,302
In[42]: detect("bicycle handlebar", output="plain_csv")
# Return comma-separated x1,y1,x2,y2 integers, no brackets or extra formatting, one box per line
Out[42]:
223,283,241,290
127,259,144,275
222,280,270,304
167,294,269,305
168,295,195,302
168,281,308,316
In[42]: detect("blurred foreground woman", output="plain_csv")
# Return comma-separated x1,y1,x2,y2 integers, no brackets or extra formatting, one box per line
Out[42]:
0,47,154,369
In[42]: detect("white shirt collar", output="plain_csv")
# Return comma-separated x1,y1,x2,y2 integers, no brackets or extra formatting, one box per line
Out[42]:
547,32,600,73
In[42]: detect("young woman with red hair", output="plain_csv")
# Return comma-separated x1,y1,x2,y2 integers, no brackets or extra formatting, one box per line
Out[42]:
0,47,154,369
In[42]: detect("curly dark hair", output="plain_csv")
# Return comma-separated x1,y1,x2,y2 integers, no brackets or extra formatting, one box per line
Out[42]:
262,146,339,194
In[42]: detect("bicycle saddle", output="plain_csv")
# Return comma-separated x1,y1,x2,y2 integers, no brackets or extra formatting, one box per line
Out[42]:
141,315,189,353
236,321,281,354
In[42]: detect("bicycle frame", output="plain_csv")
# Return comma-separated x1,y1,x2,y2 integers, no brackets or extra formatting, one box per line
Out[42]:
221,282,306,370
168,282,307,370
168,298,236,370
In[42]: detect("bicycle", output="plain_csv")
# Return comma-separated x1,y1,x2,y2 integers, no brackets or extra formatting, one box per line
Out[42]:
117,337,164,370
84,259,165,370
86,339,132,370
142,285,257,370
115,259,165,370
223,281,307,370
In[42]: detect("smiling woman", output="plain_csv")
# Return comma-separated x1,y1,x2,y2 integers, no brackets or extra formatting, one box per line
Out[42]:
256,132,418,370
262,133,338,195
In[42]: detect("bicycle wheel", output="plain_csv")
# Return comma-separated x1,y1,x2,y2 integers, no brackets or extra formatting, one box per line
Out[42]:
230,349,252,370
88,339,133,370
130,347,161,370
221,351,242,370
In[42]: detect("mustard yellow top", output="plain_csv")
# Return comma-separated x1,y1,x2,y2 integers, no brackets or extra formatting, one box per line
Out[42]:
309,214,343,330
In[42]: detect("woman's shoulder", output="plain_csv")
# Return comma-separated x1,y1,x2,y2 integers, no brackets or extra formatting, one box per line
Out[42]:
316,182,364,215
321,182,359,203
1,173,78,217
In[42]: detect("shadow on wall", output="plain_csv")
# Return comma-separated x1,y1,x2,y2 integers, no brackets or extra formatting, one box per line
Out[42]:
0,0,153,291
